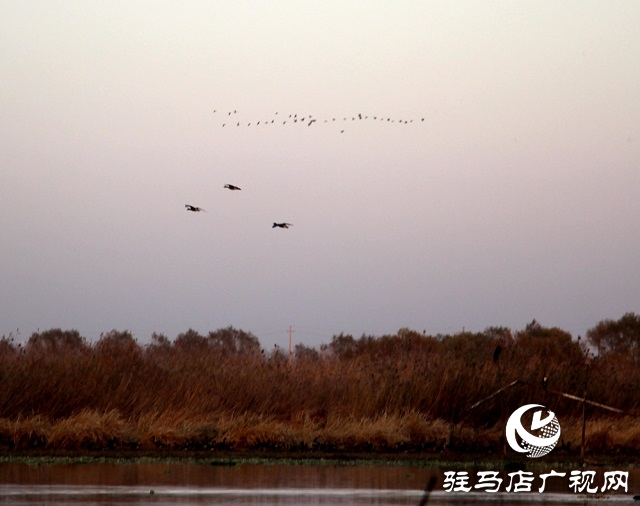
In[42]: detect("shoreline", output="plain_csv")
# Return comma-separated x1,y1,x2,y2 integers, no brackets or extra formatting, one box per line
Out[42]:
1,448,638,468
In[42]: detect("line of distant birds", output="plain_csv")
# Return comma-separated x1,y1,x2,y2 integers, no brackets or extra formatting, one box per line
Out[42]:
213,109,425,134
186,184,292,229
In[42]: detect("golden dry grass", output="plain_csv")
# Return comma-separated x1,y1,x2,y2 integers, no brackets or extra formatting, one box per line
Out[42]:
0,411,636,454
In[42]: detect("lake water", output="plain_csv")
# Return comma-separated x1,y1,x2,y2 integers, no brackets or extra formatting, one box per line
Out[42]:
0,460,636,505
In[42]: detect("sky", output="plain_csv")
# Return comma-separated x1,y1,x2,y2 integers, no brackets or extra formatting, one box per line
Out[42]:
1,1,639,350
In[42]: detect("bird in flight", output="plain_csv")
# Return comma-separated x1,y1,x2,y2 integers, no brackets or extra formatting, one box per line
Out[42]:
272,222,293,229
224,184,242,190
185,204,205,212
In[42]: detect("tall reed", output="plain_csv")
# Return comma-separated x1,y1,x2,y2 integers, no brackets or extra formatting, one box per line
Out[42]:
0,322,637,452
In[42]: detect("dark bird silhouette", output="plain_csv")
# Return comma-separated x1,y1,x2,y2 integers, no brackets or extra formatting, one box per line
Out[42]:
185,204,205,212
224,184,241,191
273,222,293,229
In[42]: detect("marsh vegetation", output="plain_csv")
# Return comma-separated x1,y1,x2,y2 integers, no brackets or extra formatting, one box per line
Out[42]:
0,316,638,458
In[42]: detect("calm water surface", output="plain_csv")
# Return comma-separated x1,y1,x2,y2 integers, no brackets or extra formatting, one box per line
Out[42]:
0,460,637,505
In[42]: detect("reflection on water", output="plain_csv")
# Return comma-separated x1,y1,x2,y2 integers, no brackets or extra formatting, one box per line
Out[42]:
0,461,636,505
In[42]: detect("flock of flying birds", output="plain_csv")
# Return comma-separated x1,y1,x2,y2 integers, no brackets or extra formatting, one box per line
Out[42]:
185,184,292,230
186,108,426,225
213,109,425,134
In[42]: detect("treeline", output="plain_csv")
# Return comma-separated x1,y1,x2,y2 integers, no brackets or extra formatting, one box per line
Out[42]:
0,315,638,454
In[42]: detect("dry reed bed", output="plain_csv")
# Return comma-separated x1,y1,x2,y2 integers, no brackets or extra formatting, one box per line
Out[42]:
0,326,638,454
1,411,637,455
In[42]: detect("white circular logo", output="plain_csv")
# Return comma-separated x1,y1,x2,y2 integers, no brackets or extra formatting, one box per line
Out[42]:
505,404,561,458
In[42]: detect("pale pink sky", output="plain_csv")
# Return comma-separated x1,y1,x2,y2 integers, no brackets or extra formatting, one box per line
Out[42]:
1,1,639,348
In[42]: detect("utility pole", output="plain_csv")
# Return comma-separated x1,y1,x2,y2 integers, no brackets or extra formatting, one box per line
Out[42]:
288,325,293,361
